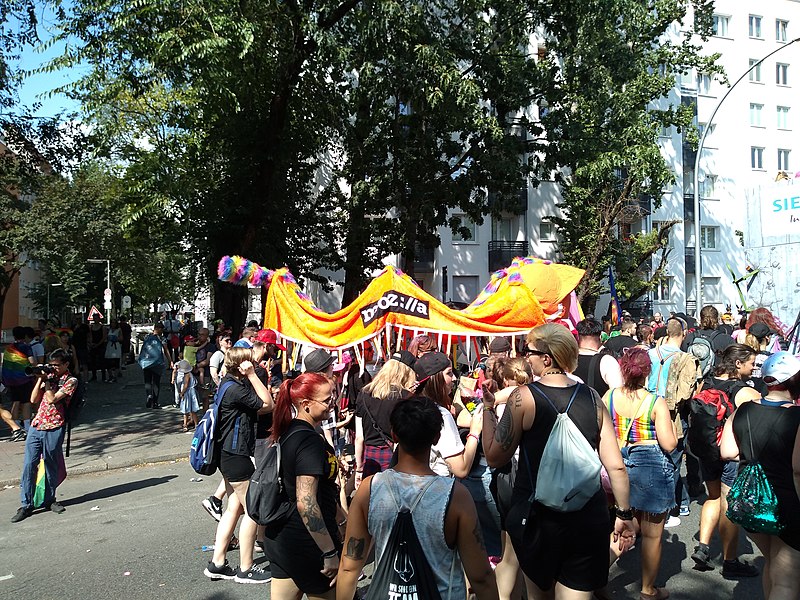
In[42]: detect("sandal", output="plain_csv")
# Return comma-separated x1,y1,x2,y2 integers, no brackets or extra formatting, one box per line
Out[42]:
640,588,669,600
227,536,240,551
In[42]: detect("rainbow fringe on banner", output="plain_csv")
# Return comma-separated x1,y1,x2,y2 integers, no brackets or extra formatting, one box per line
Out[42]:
217,256,275,287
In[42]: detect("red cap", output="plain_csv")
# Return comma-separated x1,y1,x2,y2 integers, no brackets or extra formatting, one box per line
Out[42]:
255,329,287,351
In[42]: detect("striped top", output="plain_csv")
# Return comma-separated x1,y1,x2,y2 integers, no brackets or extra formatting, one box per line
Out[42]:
608,389,658,444
1,342,34,387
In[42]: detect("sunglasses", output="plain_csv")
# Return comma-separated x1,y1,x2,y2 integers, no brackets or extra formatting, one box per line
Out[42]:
521,347,548,357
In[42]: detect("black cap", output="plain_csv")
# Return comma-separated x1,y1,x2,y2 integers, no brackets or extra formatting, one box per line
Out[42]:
413,352,451,381
391,350,417,368
749,323,774,339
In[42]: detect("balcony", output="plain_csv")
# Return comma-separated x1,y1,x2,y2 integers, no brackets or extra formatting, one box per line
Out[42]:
414,245,435,273
488,240,528,272
685,246,695,274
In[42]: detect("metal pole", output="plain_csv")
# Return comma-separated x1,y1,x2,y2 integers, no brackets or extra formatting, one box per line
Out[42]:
693,37,800,315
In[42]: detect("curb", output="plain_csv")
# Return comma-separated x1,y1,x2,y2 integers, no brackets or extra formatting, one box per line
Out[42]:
0,452,189,488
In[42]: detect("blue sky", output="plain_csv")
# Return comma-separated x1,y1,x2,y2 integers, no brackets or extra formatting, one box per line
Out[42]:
14,2,81,118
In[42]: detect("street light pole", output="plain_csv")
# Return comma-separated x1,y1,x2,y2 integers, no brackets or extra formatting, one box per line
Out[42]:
46,283,63,320
692,37,800,315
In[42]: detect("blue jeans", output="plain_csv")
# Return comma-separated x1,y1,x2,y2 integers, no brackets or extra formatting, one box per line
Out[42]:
20,426,65,508
671,438,690,511
461,461,502,556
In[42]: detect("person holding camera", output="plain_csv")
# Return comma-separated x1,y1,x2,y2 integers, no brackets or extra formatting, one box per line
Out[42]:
11,349,78,523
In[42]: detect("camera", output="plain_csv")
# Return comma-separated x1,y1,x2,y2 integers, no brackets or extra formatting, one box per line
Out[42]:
25,365,57,377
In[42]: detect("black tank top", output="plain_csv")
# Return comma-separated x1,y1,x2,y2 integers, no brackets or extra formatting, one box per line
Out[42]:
575,353,608,396
515,382,601,495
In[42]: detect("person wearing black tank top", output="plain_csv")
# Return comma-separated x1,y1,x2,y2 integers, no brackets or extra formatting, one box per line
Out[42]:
481,323,636,598
690,344,762,578
720,351,800,600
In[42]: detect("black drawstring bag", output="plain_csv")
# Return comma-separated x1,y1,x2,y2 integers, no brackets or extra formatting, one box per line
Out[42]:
366,478,451,600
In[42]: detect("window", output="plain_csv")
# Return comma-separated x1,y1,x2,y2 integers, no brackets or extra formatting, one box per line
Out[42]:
749,59,762,82
452,214,477,242
698,73,713,95
659,125,671,138
777,63,789,85
492,216,514,241
712,15,730,37
539,218,557,242
652,221,674,249
749,15,762,38
654,277,672,302
751,146,764,169
698,122,716,138
700,175,717,199
452,276,480,304
777,106,791,129
778,149,791,171
700,226,719,250
750,103,764,126
776,19,789,42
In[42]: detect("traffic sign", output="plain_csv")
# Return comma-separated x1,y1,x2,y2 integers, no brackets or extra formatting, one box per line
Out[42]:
104,300,112,310
104,288,112,299
122,295,131,309
88,305,104,320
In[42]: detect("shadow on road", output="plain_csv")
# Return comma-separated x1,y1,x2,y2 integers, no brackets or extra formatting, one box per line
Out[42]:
63,475,178,506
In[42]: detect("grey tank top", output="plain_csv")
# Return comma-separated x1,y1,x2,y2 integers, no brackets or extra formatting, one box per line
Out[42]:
368,470,463,599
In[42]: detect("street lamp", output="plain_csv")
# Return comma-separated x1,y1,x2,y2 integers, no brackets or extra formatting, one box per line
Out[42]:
46,283,62,319
692,37,800,314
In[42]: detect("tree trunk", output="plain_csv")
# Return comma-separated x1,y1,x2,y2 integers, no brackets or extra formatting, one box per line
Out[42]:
0,285,8,330
341,208,370,307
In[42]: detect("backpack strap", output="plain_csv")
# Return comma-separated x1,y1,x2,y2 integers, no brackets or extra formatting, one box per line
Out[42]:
385,475,439,513
529,382,581,415
213,380,236,407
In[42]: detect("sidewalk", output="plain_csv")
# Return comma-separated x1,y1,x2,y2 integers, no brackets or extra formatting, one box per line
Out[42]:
0,363,196,486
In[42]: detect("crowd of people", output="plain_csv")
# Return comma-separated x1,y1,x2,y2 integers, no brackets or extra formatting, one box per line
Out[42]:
3,304,799,600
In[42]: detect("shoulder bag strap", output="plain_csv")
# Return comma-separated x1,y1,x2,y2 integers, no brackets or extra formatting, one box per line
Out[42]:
361,396,394,448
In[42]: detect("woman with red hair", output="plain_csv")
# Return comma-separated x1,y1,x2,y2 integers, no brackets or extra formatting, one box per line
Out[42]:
264,372,343,600
602,347,677,600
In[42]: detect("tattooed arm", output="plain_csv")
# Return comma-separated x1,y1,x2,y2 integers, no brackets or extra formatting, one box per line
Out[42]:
481,384,533,468
447,482,499,600
296,474,338,553
337,476,374,600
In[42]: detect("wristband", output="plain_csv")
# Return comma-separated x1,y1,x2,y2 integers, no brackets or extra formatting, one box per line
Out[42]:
321,548,339,559
615,506,634,521
467,433,480,443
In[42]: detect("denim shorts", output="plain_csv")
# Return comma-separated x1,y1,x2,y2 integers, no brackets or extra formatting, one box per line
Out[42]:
622,444,676,515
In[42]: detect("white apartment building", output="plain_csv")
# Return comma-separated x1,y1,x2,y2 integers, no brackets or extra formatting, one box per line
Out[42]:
307,3,800,319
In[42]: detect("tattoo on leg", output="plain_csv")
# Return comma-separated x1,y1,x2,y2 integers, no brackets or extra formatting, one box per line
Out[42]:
345,536,366,560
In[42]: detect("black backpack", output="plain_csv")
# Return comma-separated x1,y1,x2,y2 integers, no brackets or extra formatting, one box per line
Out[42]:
366,477,445,600
246,428,313,531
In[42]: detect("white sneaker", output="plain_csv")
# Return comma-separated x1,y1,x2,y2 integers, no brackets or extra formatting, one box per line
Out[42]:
665,516,681,528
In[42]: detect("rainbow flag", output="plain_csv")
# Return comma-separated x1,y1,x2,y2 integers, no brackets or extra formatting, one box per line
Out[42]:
608,267,622,326
1,343,34,387
32,453,67,508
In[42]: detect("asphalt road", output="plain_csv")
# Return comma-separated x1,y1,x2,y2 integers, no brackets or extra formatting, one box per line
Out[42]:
0,460,765,600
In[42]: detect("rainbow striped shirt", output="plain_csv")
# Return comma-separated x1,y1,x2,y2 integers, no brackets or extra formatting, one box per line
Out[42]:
608,390,658,444
1,342,34,387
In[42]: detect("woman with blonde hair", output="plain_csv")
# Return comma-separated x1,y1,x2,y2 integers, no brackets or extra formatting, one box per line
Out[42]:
483,323,635,600
353,357,416,482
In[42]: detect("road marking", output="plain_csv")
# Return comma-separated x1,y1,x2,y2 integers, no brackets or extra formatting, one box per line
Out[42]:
0,573,14,582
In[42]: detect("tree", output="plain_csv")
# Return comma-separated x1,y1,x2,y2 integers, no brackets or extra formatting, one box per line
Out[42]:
539,0,721,312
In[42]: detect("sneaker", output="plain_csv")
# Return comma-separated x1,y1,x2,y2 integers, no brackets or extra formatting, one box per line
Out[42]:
47,501,66,514
665,516,681,528
691,544,713,570
146,396,153,409
204,560,237,580
202,496,223,522
11,506,33,523
722,559,759,579
679,506,690,517
10,429,26,442
234,564,272,584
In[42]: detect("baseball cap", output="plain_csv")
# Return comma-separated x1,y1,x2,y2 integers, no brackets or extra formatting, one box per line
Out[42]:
255,329,287,351
489,337,512,353
183,335,195,343
304,349,335,373
761,351,800,385
413,352,451,382
391,350,417,368
749,323,774,340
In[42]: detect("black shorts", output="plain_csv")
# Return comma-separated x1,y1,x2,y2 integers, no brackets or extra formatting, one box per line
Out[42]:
8,382,34,404
699,458,737,487
507,491,610,592
219,451,255,483
266,512,341,595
